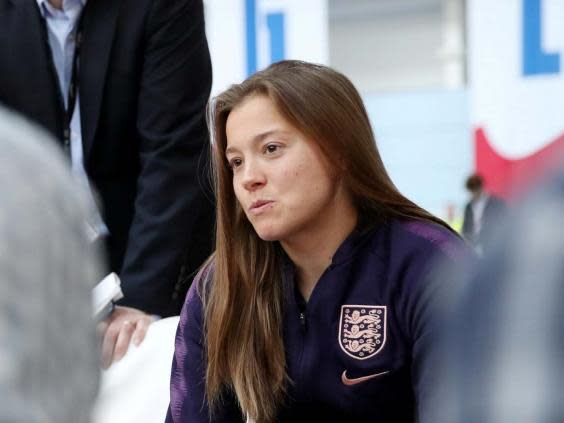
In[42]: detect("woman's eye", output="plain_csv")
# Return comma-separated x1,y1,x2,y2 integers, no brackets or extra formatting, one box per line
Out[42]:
264,144,280,154
229,158,242,169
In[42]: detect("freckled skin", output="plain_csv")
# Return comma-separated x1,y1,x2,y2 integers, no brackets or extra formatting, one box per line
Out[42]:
225,95,345,244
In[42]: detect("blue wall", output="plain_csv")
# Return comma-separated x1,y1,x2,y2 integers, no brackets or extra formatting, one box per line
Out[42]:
363,89,472,219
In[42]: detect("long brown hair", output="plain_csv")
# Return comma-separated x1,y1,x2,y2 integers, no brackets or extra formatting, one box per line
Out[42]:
204,60,453,422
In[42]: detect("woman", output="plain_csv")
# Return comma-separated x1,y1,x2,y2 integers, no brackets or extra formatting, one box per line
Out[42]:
166,61,465,423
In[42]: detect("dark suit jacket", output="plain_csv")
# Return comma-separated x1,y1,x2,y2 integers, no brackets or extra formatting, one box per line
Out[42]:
462,194,506,251
0,0,214,316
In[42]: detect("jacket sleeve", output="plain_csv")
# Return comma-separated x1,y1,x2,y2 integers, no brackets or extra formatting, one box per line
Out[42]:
395,231,471,423
118,0,214,316
166,268,245,423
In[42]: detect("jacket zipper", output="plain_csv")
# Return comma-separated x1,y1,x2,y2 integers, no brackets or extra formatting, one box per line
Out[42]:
299,311,307,331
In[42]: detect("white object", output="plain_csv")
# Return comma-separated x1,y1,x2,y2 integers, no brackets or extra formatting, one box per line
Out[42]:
92,316,180,423
92,273,123,319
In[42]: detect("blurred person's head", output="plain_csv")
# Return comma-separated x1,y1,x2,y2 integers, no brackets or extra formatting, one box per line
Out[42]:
204,60,453,422
0,107,101,423
428,167,564,423
465,173,484,200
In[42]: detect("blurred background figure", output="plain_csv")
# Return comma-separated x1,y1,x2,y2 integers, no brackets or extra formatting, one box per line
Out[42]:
0,0,214,319
0,0,214,366
462,173,507,255
0,107,102,422
428,164,564,423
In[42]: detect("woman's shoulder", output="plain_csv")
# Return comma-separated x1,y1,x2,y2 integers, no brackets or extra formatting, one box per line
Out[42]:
387,218,466,262
192,257,216,296
361,218,469,282
368,219,470,319
181,257,216,322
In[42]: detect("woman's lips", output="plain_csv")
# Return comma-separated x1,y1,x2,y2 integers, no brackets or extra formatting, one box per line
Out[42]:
249,200,274,215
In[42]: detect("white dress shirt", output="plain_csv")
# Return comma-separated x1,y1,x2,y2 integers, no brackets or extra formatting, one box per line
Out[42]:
471,192,489,236
36,0,108,240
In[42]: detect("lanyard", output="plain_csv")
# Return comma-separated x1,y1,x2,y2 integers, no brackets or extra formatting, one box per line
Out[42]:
38,7,86,156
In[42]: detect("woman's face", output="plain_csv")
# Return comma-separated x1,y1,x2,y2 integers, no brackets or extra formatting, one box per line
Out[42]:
225,95,346,243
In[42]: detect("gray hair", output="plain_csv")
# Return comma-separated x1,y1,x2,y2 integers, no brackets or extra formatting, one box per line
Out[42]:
0,107,102,423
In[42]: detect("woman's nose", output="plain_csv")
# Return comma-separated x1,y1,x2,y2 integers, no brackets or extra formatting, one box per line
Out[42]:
240,161,266,192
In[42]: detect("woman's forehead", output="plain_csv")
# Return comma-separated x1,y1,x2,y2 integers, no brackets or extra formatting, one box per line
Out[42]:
227,95,279,126
225,96,293,148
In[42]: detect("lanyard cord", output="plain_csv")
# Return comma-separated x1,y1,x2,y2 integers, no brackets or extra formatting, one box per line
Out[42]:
38,6,86,155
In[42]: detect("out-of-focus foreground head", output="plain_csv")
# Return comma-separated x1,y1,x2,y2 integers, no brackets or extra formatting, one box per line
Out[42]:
430,166,564,423
0,107,102,423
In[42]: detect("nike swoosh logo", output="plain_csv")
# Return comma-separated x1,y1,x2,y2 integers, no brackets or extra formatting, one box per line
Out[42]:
341,369,389,386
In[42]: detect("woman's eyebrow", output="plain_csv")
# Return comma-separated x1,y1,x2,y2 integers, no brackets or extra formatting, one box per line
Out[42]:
225,129,289,155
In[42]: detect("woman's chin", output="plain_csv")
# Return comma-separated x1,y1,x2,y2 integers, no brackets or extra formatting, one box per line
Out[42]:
253,225,284,242
256,231,281,242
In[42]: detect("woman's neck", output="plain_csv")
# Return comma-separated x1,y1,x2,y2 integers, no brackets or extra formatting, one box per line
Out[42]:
282,197,358,302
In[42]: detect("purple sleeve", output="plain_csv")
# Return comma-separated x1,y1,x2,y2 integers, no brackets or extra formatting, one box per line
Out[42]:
165,266,245,423
397,222,472,421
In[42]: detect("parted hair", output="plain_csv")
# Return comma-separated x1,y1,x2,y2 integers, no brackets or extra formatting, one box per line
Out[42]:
204,60,453,422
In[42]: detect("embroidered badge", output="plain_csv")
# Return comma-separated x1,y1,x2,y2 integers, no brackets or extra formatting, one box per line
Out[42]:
338,305,387,360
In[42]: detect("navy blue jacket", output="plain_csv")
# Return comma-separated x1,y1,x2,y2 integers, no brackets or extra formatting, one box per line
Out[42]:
167,219,465,422
0,0,214,316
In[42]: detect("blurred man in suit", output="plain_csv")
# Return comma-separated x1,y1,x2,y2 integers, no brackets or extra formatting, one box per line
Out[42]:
0,0,214,364
462,173,507,255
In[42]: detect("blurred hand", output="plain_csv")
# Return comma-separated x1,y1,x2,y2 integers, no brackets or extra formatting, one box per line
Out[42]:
98,306,154,369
